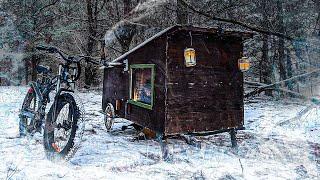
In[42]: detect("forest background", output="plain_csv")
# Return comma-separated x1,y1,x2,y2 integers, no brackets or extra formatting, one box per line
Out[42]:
0,0,319,98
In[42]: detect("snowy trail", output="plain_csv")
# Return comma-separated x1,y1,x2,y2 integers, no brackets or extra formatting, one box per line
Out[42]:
0,86,319,179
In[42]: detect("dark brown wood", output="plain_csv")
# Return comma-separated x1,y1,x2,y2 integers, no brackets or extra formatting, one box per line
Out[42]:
102,66,128,117
103,26,249,136
165,30,244,135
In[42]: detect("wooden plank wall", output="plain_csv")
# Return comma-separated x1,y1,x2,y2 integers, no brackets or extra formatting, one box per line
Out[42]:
165,31,244,135
102,67,128,117
125,37,167,133
103,28,246,135
103,37,167,133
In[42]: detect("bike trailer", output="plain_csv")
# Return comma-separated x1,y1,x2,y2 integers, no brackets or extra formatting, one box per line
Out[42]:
102,25,253,143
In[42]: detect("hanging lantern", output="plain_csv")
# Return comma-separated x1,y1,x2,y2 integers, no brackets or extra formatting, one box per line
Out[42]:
184,48,196,67
238,57,250,72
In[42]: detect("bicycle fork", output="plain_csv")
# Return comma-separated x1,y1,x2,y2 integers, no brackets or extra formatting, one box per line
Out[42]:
56,64,62,93
51,64,63,122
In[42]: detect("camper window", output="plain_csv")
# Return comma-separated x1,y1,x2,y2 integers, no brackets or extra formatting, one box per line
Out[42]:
128,64,155,110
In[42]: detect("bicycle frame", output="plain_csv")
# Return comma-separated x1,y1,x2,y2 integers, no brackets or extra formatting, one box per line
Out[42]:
19,63,76,131
18,44,103,159
19,81,55,127
20,45,100,134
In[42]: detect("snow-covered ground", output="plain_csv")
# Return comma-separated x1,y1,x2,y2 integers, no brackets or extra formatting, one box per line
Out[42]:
0,86,319,179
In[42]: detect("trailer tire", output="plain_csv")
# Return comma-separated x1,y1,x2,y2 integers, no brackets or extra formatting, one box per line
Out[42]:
104,103,115,131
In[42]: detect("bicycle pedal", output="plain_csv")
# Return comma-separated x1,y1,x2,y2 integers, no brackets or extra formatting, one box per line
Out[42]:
26,125,34,132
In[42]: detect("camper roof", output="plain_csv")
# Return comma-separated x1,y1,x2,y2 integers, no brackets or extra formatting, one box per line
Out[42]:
112,25,254,63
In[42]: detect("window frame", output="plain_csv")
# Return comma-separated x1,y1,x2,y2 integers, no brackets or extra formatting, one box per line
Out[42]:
128,64,155,110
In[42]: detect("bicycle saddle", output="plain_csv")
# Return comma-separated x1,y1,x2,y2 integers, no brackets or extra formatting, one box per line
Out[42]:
36,65,52,74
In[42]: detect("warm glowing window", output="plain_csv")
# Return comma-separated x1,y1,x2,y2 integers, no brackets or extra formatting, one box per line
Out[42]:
128,64,155,110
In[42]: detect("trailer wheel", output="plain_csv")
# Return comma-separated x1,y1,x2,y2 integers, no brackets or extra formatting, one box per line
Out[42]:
104,103,115,132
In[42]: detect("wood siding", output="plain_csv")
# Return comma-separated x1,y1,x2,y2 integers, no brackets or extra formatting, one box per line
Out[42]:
103,37,167,133
164,30,244,135
102,67,128,117
126,37,167,133
103,26,248,136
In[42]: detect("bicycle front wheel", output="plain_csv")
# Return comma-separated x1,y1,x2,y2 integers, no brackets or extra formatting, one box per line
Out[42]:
43,93,83,161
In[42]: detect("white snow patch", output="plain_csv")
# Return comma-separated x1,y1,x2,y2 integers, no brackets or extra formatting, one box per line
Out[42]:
0,86,319,179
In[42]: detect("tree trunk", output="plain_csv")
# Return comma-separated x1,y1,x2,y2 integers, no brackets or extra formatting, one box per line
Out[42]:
31,55,39,82
85,0,98,87
24,59,29,84
260,34,273,96
286,48,293,91
177,0,188,24
123,0,132,14
278,38,286,80
312,0,320,35
259,0,273,96
277,0,287,82
114,0,136,54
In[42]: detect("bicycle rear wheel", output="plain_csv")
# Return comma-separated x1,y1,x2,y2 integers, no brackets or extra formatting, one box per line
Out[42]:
43,93,83,161
19,87,37,136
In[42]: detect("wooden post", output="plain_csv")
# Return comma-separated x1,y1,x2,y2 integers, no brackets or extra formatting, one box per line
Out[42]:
156,133,170,161
230,129,237,148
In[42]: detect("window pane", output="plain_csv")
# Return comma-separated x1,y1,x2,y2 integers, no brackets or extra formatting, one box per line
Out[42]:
132,68,152,105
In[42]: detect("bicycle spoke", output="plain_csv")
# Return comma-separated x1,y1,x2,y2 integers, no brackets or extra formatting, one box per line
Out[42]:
53,103,73,151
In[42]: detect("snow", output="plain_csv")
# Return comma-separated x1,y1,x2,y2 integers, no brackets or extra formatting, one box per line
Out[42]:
0,86,319,179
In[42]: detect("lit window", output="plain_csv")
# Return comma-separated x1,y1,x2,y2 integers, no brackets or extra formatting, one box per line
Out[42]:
128,64,155,110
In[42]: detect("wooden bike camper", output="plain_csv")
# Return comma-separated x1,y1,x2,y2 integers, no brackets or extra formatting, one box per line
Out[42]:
102,25,252,145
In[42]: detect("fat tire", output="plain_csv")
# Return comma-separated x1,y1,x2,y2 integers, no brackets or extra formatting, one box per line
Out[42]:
19,87,37,136
43,93,80,161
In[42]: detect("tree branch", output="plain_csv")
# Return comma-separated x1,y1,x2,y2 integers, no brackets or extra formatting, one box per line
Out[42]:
244,81,307,99
245,68,320,98
178,0,293,40
96,0,108,15
33,0,60,17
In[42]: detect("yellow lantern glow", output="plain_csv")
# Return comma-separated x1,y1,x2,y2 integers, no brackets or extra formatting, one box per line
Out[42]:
238,57,250,72
184,48,196,67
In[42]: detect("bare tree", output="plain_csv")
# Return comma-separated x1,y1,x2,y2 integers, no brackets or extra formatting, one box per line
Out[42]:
177,0,188,24
114,0,137,54
276,0,287,82
84,0,107,86
1,0,58,83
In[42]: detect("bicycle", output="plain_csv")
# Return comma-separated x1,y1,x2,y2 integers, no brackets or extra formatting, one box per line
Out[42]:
19,45,99,160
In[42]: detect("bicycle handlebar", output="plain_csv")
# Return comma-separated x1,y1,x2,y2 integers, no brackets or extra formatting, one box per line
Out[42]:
36,45,106,82
36,45,80,64
79,55,100,65
36,45,123,68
